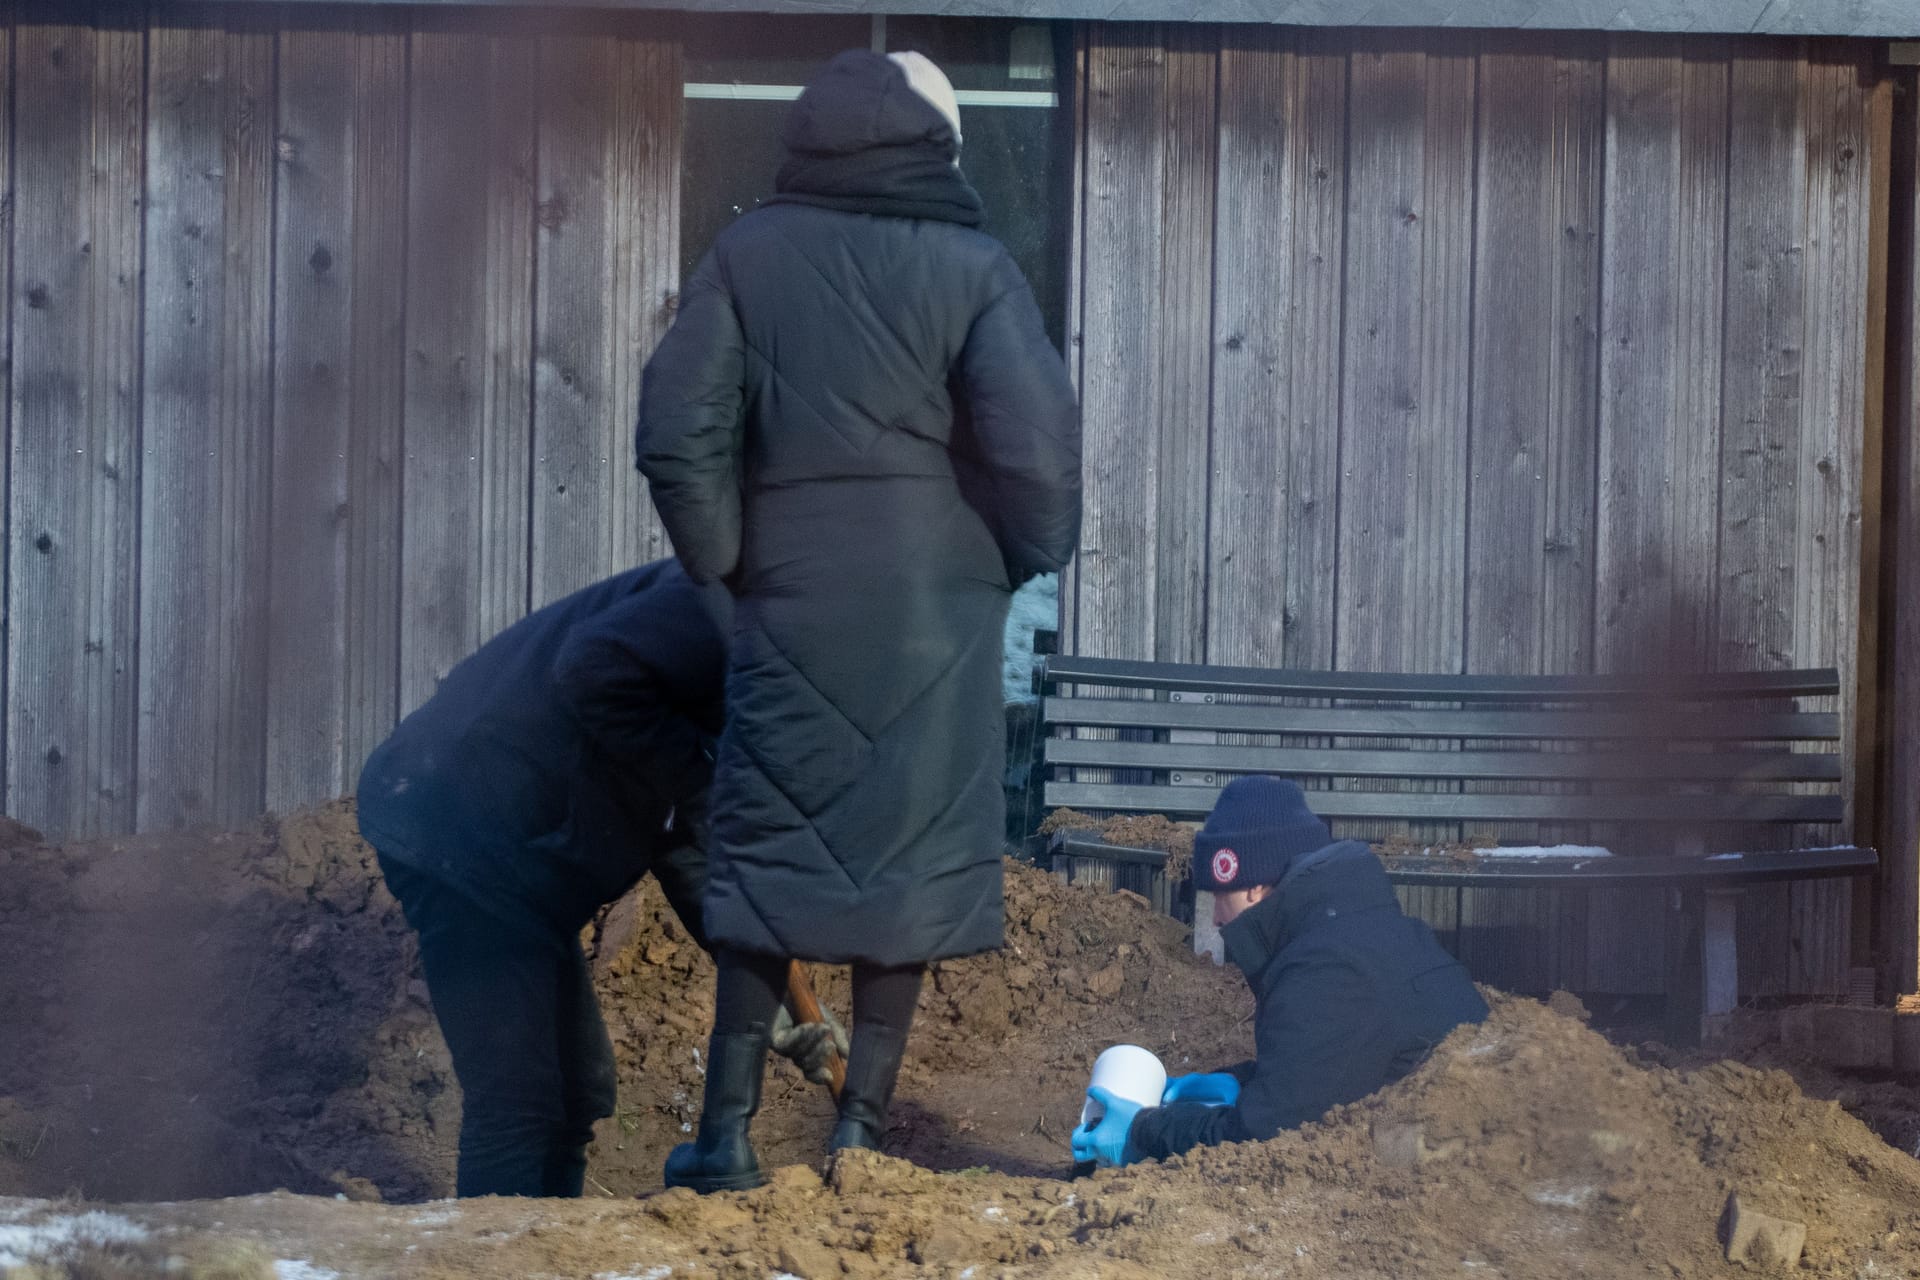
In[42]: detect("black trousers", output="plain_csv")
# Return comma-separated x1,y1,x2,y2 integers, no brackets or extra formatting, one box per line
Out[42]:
713,947,923,1036
378,853,617,1198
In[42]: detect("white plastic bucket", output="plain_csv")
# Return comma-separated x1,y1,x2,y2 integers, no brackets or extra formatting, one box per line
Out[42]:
1078,1044,1167,1131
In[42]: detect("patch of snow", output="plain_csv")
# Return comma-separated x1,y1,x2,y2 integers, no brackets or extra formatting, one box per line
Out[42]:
0,1211,150,1266
409,1207,460,1227
274,1263,342,1280
1477,845,1611,859
1527,1183,1596,1209
981,1205,1005,1221
594,1269,671,1280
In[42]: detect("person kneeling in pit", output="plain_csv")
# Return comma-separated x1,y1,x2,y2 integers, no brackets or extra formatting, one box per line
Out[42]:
1073,777,1489,1168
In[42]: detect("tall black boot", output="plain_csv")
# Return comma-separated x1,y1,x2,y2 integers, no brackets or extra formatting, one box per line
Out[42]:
829,1025,908,1154
664,1032,769,1192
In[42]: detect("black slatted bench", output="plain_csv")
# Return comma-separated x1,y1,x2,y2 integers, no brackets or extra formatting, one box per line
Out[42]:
1037,653,1877,1043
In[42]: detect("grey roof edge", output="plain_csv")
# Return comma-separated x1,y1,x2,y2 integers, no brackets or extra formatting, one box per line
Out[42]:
201,0,1920,37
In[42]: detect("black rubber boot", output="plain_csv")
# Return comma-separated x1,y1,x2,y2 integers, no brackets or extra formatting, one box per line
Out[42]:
829,1025,908,1154
663,1032,769,1192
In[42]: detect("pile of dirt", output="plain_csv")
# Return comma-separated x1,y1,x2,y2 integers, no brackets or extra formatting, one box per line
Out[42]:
11,995,1920,1278
0,802,454,1203
0,804,1248,1203
586,838,1250,1189
9,804,1920,1280
1372,831,1500,860
1037,808,1197,878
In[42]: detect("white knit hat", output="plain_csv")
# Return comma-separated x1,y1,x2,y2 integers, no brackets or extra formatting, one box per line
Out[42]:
888,51,962,148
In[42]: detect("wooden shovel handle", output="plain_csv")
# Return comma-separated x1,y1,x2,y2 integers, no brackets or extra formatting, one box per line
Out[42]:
784,959,846,1100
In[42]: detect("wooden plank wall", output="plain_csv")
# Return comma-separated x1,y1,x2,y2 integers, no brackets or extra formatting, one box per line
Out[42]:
1070,26,1888,995
3,1,684,835
1882,66,1920,995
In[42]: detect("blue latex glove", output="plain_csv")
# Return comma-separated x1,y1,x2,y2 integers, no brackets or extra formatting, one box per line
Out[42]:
1072,1086,1145,1168
1161,1072,1241,1106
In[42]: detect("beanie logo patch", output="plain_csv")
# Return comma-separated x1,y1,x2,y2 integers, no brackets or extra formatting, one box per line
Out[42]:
1211,848,1239,886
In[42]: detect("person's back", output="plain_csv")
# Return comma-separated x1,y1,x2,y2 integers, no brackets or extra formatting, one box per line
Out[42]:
1225,842,1487,1140
354,559,731,1198
357,559,724,933
637,48,1082,1192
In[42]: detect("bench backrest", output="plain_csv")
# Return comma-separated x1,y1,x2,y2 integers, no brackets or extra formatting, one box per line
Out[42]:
1038,655,1846,841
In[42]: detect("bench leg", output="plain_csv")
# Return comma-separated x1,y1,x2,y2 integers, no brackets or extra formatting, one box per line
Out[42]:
1192,891,1225,965
1702,888,1741,1037
1665,886,1706,1047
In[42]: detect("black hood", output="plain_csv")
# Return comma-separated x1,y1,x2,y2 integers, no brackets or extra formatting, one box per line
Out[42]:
782,49,958,160
769,50,984,228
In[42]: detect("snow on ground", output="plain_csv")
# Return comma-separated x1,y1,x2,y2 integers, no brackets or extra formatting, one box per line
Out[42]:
0,1209,149,1266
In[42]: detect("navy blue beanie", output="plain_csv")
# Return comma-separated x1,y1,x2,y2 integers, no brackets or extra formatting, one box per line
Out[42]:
1196,776,1334,892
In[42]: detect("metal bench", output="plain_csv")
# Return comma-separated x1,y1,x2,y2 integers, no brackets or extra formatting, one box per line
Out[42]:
1037,653,1878,1043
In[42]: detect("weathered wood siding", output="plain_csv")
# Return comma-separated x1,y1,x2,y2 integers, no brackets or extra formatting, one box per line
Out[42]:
3,6,1909,996
1069,27,1890,995
1883,67,1920,996
4,1,682,837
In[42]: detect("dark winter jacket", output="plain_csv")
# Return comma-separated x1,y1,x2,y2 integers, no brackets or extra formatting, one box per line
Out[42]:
356,561,728,941
1127,842,1488,1160
635,50,1081,966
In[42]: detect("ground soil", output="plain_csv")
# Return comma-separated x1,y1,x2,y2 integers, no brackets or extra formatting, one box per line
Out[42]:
1036,810,1197,879
7,806,1920,1278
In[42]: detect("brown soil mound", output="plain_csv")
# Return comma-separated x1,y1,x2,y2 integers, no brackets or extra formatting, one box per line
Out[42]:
0,803,1248,1202
1038,808,1197,878
13,996,1920,1279
7,805,1920,1280
0,802,453,1202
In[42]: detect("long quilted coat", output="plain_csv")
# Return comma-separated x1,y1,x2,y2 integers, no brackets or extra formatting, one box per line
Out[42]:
636,50,1081,966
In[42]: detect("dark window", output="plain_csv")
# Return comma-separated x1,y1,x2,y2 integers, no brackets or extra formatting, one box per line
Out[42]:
679,17,1073,348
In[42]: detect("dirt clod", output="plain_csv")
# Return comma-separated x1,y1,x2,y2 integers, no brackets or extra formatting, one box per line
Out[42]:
1721,1191,1809,1268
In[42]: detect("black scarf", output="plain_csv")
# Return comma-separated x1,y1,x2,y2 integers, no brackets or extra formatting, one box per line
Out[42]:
770,142,985,228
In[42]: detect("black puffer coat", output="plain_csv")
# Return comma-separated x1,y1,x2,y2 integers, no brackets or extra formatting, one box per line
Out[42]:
356,560,728,940
636,50,1081,966
1127,843,1489,1160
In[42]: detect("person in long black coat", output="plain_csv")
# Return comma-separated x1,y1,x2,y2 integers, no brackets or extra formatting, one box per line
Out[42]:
636,49,1082,1190
357,560,839,1197
1071,778,1490,1169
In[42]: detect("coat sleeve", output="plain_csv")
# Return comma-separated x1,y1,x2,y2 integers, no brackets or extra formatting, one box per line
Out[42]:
636,252,749,584
1126,960,1388,1162
550,575,728,806
951,257,1082,587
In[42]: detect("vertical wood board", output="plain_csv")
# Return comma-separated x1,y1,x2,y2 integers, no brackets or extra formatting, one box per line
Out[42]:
399,24,537,714
1074,27,1166,662
533,26,681,606
8,9,145,837
1149,24,1216,665
139,13,275,830
267,18,408,810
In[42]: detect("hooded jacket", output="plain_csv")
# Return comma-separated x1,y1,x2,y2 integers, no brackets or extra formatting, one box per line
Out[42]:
635,50,1081,966
356,561,728,941
1126,842,1489,1160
